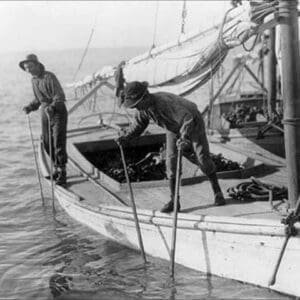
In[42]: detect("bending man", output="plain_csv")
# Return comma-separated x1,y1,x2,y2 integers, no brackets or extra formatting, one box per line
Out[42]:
20,54,68,186
117,81,225,213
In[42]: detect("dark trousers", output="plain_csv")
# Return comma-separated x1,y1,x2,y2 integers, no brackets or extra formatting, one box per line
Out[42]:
41,102,68,168
166,115,215,179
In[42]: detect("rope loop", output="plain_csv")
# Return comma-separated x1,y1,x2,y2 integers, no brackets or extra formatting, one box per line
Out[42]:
227,177,287,202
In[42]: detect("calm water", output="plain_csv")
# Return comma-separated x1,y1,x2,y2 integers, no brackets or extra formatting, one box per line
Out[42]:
0,49,294,300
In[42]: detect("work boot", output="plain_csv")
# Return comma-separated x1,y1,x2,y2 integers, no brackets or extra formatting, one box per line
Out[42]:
45,168,59,180
160,178,181,213
160,199,181,213
207,172,226,206
214,192,226,206
56,167,67,187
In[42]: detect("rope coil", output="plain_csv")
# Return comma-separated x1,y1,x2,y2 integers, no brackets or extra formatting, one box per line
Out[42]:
227,177,287,202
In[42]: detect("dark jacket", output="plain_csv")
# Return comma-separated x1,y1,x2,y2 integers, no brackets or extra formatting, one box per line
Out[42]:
27,65,66,111
125,92,203,140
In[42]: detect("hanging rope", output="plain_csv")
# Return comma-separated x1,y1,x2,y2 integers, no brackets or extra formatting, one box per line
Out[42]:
151,1,160,50
72,6,100,82
180,0,187,34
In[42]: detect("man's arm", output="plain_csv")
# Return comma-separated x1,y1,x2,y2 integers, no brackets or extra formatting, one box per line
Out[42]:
24,95,41,113
124,110,150,140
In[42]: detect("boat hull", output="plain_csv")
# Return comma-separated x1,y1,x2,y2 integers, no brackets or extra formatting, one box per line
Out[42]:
38,130,298,297
56,190,300,297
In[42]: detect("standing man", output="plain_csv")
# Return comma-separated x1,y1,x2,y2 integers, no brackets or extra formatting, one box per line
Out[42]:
117,81,225,213
20,54,68,186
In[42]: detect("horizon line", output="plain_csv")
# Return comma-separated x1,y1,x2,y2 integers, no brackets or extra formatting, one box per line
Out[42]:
0,45,149,55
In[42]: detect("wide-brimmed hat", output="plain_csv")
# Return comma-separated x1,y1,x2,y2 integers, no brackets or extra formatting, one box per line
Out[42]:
19,53,43,71
123,81,149,108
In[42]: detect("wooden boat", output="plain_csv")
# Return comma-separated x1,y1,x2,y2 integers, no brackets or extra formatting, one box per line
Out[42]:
38,118,299,297
37,1,300,297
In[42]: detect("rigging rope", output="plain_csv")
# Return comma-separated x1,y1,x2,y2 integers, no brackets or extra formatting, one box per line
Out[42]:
151,1,160,50
72,7,100,82
181,0,187,34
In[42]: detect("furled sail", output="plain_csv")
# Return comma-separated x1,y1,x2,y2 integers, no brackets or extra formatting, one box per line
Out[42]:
123,0,278,96
68,1,278,97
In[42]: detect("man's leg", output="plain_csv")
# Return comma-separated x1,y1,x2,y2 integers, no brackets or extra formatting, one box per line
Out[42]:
160,131,181,213
192,131,225,206
52,103,68,186
42,107,59,179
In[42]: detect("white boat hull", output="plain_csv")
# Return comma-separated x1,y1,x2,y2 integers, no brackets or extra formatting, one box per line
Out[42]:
54,185,300,297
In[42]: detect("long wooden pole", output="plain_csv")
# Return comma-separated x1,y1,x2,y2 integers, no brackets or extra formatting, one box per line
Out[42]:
269,196,300,286
46,113,56,214
170,143,182,279
27,115,45,205
117,142,147,264
279,0,300,208
267,2,300,281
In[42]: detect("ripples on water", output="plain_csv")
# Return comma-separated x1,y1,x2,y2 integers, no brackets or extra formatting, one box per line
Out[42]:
0,50,295,300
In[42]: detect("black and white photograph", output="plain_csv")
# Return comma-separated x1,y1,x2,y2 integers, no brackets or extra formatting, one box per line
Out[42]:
0,1,299,299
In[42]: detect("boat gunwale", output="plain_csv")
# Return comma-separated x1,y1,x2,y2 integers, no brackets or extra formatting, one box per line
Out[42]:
55,189,297,238
39,128,296,238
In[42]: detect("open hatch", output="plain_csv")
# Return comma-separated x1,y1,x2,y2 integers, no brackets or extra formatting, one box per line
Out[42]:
72,132,263,191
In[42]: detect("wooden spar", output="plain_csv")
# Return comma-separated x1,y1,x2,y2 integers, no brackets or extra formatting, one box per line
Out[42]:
244,65,267,93
68,81,115,115
266,27,277,118
279,0,300,208
202,60,243,116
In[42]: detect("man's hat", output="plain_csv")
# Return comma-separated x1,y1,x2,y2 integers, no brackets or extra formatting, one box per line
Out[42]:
19,54,43,71
123,81,149,108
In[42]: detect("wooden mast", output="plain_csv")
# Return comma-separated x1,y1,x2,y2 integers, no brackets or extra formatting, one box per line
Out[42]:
266,27,277,118
279,0,300,207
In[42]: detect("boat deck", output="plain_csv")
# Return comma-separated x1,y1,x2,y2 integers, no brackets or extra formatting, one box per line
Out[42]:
65,125,289,222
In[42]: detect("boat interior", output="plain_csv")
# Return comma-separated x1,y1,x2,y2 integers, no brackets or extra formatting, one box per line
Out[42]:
208,93,285,158
62,123,289,222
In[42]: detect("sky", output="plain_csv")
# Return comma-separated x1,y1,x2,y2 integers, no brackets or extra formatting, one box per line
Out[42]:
0,1,231,53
